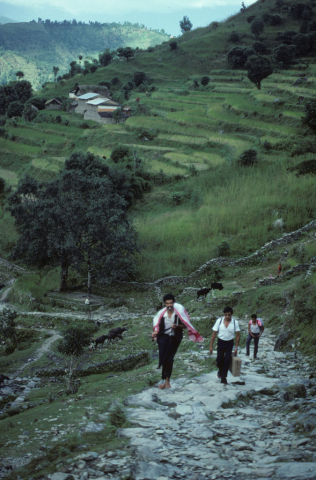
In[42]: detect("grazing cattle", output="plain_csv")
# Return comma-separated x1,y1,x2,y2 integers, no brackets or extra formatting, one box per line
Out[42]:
0,374,10,385
197,288,211,299
211,282,224,291
108,327,127,337
94,335,108,348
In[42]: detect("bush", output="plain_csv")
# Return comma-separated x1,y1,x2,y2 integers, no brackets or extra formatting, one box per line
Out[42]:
251,19,264,38
170,41,178,50
252,41,268,54
111,76,120,85
90,65,98,73
228,31,240,43
238,148,258,166
278,30,297,45
0,127,8,139
290,3,312,20
292,33,310,55
217,241,231,256
273,44,296,65
133,71,147,87
288,159,316,176
201,76,210,86
98,81,111,88
302,101,316,132
111,145,130,163
263,13,282,25
0,177,6,193
7,100,24,118
227,46,254,68
109,402,128,427
247,15,256,23
147,46,154,52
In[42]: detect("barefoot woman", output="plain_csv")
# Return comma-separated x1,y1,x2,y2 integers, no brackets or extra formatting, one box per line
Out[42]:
152,293,203,389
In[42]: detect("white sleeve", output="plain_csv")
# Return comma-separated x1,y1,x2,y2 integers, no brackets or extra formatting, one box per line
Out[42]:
235,319,240,332
212,318,221,331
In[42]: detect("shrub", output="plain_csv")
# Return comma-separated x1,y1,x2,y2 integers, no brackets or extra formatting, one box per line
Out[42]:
288,159,316,176
229,31,240,43
147,46,154,52
201,76,210,86
170,41,178,50
109,402,127,427
252,41,268,54
0,177,6,193
55,115,62,123
263,13,282,25
7,100,24,118
292,33,310,55
111,76,120,85
111,145,130,163
98,81,111,88
290,3,312,20
133,71,147,87
0,127,8,139
217,241,231,256
245,55,273,89
251,19,264,38
247,15,256,23
278,30,297,45
227,46,254,68
302,101,316,132
90,65,98,73
238,148,258,166
273,44,296,65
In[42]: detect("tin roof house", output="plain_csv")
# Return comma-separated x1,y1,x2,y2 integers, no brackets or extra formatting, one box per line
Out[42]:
83,98,121,124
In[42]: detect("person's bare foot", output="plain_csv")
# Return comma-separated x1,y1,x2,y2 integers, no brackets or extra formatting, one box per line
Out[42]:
166,385,172,388
158,383,166,389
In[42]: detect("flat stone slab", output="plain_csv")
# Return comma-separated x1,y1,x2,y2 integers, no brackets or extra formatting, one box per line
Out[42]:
276,462,316,478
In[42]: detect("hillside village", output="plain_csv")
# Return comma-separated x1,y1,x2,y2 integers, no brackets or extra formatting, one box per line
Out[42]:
1,0,316,478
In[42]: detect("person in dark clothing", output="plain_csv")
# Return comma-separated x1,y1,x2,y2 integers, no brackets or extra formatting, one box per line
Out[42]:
152,293,203,389
246,314,264,359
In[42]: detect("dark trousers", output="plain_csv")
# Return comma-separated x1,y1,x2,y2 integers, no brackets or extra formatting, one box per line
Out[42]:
246,333,260,358
217,338,234,383
157,334,181,379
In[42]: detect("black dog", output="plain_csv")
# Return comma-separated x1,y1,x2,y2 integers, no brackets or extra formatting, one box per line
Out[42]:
211,282,224,291
197,288,211,299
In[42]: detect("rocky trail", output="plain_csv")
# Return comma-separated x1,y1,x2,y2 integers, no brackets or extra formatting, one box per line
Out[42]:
30,319,315,480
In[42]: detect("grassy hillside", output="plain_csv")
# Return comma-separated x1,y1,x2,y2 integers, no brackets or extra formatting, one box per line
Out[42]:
0,0,316,281
0,21,169,88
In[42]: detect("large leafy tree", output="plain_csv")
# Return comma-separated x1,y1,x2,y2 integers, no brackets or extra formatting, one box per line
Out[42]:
7,152,140,292
245,55,273,89
117,47,134,62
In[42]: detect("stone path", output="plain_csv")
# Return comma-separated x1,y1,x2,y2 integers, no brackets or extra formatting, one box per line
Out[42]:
47,320,316,480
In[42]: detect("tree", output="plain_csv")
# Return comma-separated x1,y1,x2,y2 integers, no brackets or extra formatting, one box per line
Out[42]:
180,16,193,33
52,66,60,81
7,152,140,292
99,50,113,66
227,46,254,68
302,101,316,132
228,31,240,43
111,145,130,163
251,19,264,38
238,149,258,166
252,41,268,54
0,308,17,353
113,107,123,124
23,103,38,122
15,71,25,80
58,326,94,392
273,44,295,65
133,71,147,87
170,41,178,51
245,55,273,89
7,100,24,118
201,76,210,86
117,46,134,62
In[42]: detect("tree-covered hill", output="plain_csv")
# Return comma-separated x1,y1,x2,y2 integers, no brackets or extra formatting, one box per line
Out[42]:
0,20,169,88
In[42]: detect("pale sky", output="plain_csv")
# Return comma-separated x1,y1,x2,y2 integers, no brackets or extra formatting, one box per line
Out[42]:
1,0,257,34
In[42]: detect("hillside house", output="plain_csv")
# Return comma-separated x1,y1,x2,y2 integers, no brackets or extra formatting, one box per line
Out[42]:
84,98,121,124
45,98,62,110
69,84,110,100
75,92,101,114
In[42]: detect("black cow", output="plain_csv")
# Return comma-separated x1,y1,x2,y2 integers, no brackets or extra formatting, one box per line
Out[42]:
108,327,127,337
0,374,10,385
197,288,211,299
211,282,224,291
94,335,108,348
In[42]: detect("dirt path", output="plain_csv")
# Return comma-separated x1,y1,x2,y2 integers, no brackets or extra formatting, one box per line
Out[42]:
13,328,62,377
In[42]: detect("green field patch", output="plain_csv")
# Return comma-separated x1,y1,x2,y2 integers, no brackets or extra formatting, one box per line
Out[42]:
0,168,18,186
31,157,63,173
158,133,208,145
88,146,112,158
283,111,304,119
164,152,209,170
144,158,187,175
193,151,225,166
207,134,250,156
0,137,41,156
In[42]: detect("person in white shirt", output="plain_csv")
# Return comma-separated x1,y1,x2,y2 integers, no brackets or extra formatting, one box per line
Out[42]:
209,306,240,385
246,314,264,359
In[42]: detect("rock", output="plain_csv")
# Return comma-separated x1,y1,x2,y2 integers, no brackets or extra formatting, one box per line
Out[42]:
80,452,99,461
274,331,290,351
175,405,193,415
51,473,72,480
79,422,104,434
276,462,316,478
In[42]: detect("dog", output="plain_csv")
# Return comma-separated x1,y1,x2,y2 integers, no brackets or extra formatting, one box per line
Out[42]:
197,288,211,299
211,282,224,291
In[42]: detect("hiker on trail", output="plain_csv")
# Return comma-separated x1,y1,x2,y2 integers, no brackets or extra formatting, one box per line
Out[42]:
246,314,264,360
152,293,203,389
209,306,240,385
278,263,282,276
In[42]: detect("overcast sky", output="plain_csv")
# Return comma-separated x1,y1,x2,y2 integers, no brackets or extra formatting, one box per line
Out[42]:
1,0,257,34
